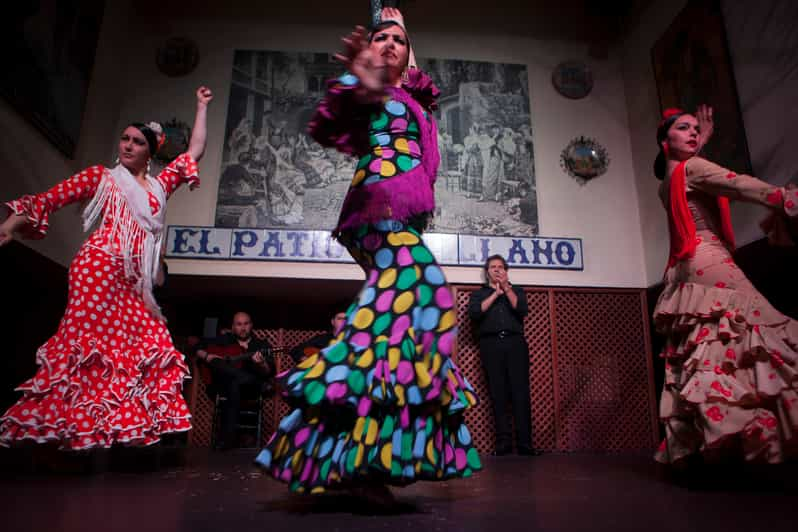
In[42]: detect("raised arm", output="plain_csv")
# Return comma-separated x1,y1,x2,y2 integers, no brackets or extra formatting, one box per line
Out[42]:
187,86,213,162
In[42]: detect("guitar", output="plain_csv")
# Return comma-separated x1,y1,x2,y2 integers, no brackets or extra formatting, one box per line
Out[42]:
197,343,273,385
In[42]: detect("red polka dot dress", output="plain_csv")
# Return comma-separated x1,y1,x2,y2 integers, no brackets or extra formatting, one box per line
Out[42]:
0,154,199,450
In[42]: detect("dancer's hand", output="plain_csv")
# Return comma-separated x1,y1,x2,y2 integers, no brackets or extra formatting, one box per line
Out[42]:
0,214,26,247
696,104,714,152
252,351,265,365
381,6,404,25
196,86,213,107
334,26,387,100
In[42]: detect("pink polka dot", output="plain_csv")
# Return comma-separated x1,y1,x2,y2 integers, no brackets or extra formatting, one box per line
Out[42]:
357,396,372,417
376,290,396,313
351,332,372,348
368,159,382,173
325,382,347,402
397,361,414,385
438,331,454,356
396,247,413,266
455,448,467,469
390,315,411,344
390,118,408,131
435,287,453,308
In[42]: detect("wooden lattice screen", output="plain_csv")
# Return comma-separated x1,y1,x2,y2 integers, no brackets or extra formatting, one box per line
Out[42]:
187,287,657,452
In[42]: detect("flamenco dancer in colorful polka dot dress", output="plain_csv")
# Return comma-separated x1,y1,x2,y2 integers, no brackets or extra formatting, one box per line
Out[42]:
0,87,213,450
255,9,482,499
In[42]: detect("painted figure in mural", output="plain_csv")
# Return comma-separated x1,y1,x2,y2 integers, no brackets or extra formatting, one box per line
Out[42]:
652,105,798,466
0,87,213,450
462,123,483,197
254,7,482,506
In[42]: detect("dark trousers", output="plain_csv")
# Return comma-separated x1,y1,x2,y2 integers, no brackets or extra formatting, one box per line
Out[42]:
479,333,532,450
208,361,267,445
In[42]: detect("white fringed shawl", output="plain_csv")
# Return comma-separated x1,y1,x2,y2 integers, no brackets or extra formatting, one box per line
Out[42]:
82,164,168,320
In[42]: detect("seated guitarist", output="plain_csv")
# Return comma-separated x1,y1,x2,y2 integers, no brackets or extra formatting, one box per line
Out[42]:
195,311,274,449
289,311,347,364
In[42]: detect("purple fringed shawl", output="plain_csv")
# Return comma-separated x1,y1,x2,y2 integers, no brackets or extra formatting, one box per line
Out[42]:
307,69,441,235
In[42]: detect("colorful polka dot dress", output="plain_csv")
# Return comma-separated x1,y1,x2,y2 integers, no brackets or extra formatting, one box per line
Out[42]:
256,72,482,493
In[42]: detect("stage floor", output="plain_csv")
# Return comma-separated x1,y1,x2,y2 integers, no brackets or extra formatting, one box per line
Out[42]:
2,450,795,532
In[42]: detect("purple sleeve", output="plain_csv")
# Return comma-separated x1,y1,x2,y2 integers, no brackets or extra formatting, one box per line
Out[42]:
307,73,372,156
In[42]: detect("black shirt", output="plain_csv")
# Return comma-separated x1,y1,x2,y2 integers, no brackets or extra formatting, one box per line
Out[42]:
468,285,528,336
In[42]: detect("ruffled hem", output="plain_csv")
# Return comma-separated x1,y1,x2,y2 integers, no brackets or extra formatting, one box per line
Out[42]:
254,404,481,494
653,281,798,464
0,333,192,451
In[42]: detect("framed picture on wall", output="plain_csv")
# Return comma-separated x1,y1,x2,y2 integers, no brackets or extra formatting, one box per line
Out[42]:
0,1,106,159
651,0,752,174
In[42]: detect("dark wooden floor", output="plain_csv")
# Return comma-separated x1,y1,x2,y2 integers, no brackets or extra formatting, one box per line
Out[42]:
1,449,796,532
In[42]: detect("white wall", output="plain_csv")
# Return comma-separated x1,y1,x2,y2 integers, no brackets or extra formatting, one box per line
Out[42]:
4,4,650,288
105,14,649,288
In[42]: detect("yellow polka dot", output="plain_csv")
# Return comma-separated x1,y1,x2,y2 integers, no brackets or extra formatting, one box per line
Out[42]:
387,231,420,246
374,146,383,156
415,361,432,387
437,310,456,331
426,440,436,463
431,353,442,374
378,268,397,288
354,443,365,467
388,347,401,370
395,138,410,154
356,348,374,368
380,160,396,177
304,360,326,379
351,169,366,186
396,386,406,406
365,419,378,445
393,291,415,313
296,353,319,369
291,450,303,472
353,308,375,329
381,444,393,468
311,487,325,495
353,417,365,442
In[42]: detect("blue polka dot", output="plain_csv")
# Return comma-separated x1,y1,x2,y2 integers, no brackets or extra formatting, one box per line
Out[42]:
254,448,272,467
318,436,334,458
325,365,349,383
411,306,423,330
278,409,302,431
411,159,421,168
359,286,376,306
385,100,406,116
420,307,441,331
375,249,394,269
376,133,391,146
413,432,426,458
364,175,382,185
375,219,403,232
424,265,445,285
407,385,422,404
457,425,472,445
339,73,358,86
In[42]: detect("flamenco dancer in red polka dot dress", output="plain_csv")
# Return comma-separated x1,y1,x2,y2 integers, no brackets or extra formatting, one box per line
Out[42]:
0,87,213,450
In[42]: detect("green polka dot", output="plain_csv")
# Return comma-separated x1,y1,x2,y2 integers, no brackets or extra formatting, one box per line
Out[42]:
375,342,387,359
373,313,391,335
290,480,301,491
304,381,325,404
325,342,348,364
379,416,395,439
418,285,433,306
368,446,378,463
425,417,434,437
401,433,412,459
421,463,435,474
463,468,473,478
373,112,389,129
320,458,331,480
396,155,414,172
407,122,419,133
345,448,357,473
397,267,418,290
467,448,481,469
357,155,370,169
391,461,402,477
411,245,434,263
401,337,415,359
347,370,365,394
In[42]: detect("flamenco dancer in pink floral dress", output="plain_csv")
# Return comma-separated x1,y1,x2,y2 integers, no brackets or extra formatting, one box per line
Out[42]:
0,87,213,450
653,107,798,464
